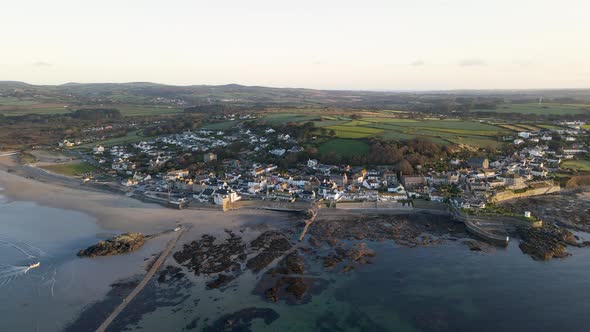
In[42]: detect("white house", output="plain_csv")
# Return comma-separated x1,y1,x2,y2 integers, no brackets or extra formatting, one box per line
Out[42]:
214,190,242,206
307,159,319,168
269,148,286,156
93,145,105,154
541,135,553,141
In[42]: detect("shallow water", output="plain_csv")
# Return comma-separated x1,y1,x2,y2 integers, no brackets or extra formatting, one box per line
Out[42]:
113,228,590,332
3,190,590,332
0,195,170,332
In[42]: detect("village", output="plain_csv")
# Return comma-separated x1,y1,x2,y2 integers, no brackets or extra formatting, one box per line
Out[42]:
58,118,589,216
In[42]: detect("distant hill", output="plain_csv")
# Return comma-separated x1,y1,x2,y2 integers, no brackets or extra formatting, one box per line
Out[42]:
1,81,589,115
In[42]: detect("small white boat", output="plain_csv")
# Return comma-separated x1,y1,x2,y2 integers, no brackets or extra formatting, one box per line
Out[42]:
28,262,41,269
174,227,181,232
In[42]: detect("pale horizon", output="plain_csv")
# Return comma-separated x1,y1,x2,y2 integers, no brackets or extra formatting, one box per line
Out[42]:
2,0,590,90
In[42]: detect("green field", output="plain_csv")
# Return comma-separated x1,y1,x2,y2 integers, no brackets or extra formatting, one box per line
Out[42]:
0,97,39,106
562,160,590,172
474,103,590,115
318,139,370,157
254,111,562,149
0,101,183,117
583,124,590,130
312,117,508,148
321,123,383,138
40,162,95,176
258,113,319,125
115,106,183,116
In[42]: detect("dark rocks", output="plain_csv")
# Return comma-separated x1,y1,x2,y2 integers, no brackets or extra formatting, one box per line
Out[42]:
246,231,292,272
158,265,185,284
309,214,465,249
341,243,376,262
464,240,482,251
77,233,145,257
517,224,580,260
255,251,327,305
206,274,235,290
203,307,279,332
173,231,246,275
308,236,321,248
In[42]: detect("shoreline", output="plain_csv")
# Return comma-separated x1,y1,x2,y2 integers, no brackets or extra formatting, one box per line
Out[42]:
0,155,293,239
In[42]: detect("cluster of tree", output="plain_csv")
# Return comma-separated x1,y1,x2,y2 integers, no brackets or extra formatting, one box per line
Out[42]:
143,114,202,136
318,138,451,170
70,108,122,120
184,103,266,114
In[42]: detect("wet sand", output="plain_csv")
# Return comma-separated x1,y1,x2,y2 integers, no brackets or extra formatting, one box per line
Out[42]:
0,154,300,331
0,155,289,238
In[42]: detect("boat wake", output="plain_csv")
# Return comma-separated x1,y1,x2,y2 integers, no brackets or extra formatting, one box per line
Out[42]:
0,238,46,288
0,238,47,259
0,264,31,287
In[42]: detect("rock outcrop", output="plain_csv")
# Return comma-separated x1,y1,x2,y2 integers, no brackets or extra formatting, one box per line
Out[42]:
78,233,145,257
517,225,581,260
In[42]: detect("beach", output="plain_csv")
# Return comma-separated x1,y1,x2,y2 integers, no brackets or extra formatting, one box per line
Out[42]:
0,154,289,237
0,154,299,331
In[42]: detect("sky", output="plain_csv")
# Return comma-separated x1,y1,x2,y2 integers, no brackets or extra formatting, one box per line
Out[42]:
1,0,589,90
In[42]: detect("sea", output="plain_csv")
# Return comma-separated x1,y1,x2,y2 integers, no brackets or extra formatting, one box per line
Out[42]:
0,189,171,332
2,188,590,332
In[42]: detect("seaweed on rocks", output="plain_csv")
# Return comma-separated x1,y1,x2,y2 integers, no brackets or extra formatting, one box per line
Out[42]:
202,307,279,332
246,231,292,272
78,233,145,257
158,265,185,284
173,231,246,275
517,224,589,260
254,251,328,305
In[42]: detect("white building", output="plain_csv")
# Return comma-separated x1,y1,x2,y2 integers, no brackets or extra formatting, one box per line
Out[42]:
93,145,105,154
307,159,319,168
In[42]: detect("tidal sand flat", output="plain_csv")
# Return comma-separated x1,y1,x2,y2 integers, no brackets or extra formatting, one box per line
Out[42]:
0,185,179,331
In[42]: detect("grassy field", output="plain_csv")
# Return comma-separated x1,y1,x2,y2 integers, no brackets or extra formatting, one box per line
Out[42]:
537,124,564,130
315,117,508,148
321,124,383,138
115,105,183,116
583,124,590,130
0,100,183,117
254,110,512,148
318,139,370,157
474,103,590,115
562,160,590,172
257,113,319,125
255,110,578,151
40,162,95,176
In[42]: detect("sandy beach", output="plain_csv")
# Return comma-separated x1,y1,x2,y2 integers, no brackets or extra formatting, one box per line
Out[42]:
0,154,291,239
0,154,301,331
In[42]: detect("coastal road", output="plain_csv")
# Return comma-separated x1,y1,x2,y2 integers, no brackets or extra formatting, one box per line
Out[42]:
95,228,185,332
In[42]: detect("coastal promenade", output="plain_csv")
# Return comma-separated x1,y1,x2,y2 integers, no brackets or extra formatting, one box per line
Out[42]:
95,228,185,332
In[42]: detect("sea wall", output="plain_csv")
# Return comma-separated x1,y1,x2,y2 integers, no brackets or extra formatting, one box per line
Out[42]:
333,201,412,210
491,184,560,203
